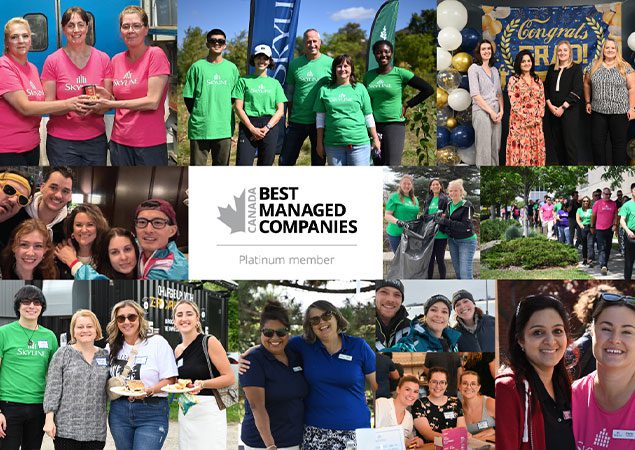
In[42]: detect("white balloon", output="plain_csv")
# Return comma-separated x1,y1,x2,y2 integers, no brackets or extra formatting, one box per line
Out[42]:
457,144,476,165
437,0,468,31
447,88,472,111
438,27,462,51
437,47,452,71
628,32,635,51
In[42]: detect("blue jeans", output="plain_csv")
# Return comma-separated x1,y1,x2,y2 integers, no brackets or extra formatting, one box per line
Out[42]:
325,144,370,166
557,226,570,244
448,238,477,279
388,234,401,253
280,122,324,166
108,398,169,450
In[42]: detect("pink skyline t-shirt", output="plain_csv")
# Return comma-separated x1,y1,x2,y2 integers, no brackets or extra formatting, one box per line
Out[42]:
572,372,635,450
41,47,112,140
110,46,170,147
0,55,45,153
592,199,617,230
540,203,555,221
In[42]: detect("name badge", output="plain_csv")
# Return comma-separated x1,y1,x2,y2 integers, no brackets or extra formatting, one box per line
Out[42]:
613,430,635,440
443,411,456,420
292,366,303,372
563,410,572,420
134,356,147,365
177,359,184,368
338,354,353,361
477,420,489,430
38,341,49,349
96,358,107,366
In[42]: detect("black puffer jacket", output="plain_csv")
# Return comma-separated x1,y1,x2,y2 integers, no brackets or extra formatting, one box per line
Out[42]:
438,199,475,239
453,312,495,352
375,305,411,351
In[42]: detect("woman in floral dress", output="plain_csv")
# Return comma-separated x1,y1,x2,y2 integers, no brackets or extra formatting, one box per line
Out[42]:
506,50,546,166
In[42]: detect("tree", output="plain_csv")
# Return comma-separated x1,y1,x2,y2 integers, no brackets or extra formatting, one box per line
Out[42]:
394,32,435,76
322,23,368,76
601,166,635,189
404,9,436,36
224,30,249,76
177,26,207,83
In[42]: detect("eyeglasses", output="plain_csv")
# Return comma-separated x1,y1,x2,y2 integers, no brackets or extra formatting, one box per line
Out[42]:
20,299,42,307
121,23,144,31
134,218,170,229
461,381,479,387
208,38,226,46
599,292,635,307
429,380,447,386
1,184,31,206
308,310,333,326
116,314,138,324
261,327,289,338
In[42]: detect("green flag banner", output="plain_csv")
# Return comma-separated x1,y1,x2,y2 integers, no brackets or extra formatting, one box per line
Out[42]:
367,0,400,72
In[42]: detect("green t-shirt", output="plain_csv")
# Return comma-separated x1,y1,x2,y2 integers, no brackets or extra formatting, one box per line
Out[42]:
183,58,239,140
386,191,419,236
232,75,287,117
449,200,477,240
427,196,449,239
554,202,562,212
287,54,333,124
0,321,58,404
363,67,414,123
578,208,592,226
313,83,373,146
619,200,635,229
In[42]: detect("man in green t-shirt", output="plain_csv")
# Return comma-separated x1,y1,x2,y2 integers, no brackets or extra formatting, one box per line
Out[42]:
0,285,58,449
279,29,333,166
619,182,635,279
183,28,240,166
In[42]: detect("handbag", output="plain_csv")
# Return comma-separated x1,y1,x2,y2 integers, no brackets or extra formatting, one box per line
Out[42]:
202,334,239,410
106,345,138,401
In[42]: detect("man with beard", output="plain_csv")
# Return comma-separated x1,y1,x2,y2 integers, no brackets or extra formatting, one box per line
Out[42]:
375,279,409,351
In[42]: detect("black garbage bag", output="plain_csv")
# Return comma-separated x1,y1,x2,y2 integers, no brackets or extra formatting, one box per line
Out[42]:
387,216,438,279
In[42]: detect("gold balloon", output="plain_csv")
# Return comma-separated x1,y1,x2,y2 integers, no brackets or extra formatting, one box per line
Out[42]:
435,147,461,165
437,88,448,108
446,117,458,129
452,52,473,72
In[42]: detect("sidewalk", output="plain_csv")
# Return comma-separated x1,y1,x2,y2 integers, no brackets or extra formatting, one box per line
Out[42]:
579,248,626,279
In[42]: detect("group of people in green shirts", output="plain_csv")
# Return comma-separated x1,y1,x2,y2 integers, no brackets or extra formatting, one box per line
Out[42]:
183,27,432,166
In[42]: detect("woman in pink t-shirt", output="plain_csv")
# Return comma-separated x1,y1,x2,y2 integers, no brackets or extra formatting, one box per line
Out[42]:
0,18,92,165
90,6,170,166
41,7,113,166
572,292,635,450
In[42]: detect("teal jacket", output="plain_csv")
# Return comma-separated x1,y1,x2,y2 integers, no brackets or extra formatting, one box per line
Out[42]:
381,314,461,352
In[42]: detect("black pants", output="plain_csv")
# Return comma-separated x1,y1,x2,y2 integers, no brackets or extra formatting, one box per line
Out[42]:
236,116,278,166
595,228,613,268
53,437,105,450
427,238,447,279
591,111,628,165
376,122,406,165
0,401,45,450
580,225,595,262
547,107,580,165
624,230,635,280
569,221,579,247
0,145,39,165
280,121,325,166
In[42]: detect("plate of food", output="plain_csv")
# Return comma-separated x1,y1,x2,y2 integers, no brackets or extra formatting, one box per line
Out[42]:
161,379,197,394
110,380,147,397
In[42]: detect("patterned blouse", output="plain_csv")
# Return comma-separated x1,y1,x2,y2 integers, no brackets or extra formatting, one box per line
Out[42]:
589,65,634,114
412,396,463,439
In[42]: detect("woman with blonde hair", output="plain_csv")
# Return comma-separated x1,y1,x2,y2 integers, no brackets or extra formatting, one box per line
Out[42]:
544,41,583,164
106,300,178,450
1,218,58,279
43,309,109,449
174,299,235,450
385,175,420,253
434,179,477,279
584,37,635,164
0,18,91,165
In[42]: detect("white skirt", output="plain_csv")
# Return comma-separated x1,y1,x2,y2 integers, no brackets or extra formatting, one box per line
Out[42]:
178,395,227,450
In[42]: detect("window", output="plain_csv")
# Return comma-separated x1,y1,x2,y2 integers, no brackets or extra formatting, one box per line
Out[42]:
24,13,47,51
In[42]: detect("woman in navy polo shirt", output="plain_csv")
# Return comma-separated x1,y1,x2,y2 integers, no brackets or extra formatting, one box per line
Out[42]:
240,301,308,450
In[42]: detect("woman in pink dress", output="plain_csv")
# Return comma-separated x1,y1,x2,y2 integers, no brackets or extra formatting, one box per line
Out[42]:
0,18,91,165
506,50,546,166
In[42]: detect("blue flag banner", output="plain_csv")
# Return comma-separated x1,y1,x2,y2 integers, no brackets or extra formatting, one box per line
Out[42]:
367,0,400,72
482,3,622,87
248,0,303,85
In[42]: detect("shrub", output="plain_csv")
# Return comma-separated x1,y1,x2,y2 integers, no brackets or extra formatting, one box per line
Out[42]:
505,225,523,241
481,219,521,243
482,236,578,270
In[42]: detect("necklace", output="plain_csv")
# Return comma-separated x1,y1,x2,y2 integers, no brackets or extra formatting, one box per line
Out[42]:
20,324,38,347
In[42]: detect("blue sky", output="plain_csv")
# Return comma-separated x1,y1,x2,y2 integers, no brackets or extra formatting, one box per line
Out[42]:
178,0,436,45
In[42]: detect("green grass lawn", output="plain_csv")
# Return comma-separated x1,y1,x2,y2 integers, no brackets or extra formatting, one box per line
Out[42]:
481,267,594,279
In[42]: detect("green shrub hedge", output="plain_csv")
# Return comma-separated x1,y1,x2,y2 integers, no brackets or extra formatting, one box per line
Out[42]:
505,225,523,241
482,236,579,270
481,219,521,243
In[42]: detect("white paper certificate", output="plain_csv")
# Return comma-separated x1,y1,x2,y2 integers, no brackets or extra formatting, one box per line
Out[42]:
355,426,405,450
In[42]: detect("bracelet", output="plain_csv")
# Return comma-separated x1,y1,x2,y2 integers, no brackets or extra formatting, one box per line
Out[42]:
69,259,80,269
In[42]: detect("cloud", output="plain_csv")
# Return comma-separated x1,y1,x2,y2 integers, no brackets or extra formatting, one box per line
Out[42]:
330,7,376,21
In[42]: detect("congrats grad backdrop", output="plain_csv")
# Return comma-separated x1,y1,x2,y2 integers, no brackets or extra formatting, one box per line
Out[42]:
482,2,622,87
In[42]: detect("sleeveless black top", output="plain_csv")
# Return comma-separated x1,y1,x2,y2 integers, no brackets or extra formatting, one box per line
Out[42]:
176,333,220,396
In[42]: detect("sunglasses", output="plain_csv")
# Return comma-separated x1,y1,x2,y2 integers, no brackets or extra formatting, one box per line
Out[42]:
1,184,30,206
208,38,226,45
308,310,333,326
20,299,42,307
116,314,138,324
261,327,289,338
599,292,635,307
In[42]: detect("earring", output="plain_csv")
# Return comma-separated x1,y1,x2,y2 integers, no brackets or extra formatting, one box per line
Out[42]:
520,346,525,352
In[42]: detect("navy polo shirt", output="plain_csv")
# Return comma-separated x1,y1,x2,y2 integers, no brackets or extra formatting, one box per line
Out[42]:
239,346,308,448
287,334,375,430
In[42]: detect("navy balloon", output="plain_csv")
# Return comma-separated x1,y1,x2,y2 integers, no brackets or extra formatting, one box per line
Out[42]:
460,27,480,53
437,127,451,149
450,124,475,148
459,74,469,90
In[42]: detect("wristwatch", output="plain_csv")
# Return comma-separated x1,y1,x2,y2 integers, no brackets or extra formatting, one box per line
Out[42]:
265,123,272,130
